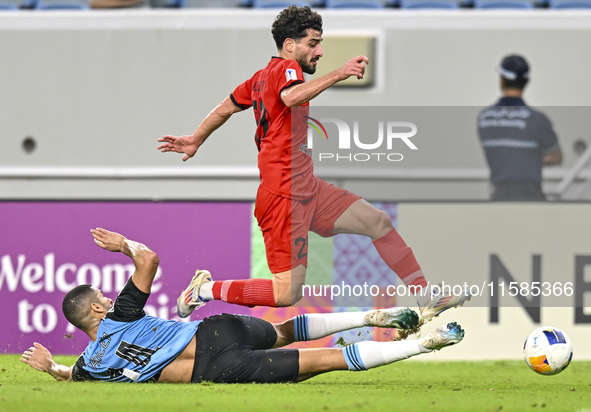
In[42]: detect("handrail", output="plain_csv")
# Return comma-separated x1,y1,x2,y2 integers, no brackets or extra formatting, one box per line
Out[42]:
546,144,591,200
0,166,260,179
0,166,587,181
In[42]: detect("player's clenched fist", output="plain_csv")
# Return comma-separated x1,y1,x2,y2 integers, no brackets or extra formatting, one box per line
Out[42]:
337,55,369,81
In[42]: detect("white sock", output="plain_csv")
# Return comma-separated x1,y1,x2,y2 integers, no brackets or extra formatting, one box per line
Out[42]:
415,291,431,307
343,340,423,371
293,311,369,341
198,282,214,301
418,340,433,353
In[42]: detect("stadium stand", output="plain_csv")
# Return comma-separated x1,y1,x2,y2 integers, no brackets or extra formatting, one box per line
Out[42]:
0,0,38,9
549,0,591,7
399,0,459,8
180,0,242,7
35,0,89,8
0,1,19,8
253,0,315,7
325,0,385,7
2,0,587,8
474,0,534,7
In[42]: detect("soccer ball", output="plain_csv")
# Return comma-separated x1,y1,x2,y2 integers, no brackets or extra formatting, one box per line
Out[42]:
523,326,573,376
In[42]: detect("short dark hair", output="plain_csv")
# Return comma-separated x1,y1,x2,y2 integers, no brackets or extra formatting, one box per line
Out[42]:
502,77,528,91
271,5,323,50
62,284,98,330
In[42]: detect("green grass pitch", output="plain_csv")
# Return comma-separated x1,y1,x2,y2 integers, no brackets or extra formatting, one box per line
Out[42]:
1,355,589,412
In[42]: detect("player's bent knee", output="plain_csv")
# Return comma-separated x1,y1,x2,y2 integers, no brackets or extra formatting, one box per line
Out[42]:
274,320,295,344
376,210,393,231
365,209,393,239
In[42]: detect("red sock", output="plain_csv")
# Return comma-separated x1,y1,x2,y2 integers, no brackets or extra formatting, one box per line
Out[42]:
211,279,277,308
373,228,428,292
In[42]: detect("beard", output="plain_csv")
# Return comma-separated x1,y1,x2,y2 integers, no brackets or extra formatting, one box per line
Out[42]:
298,57,318,75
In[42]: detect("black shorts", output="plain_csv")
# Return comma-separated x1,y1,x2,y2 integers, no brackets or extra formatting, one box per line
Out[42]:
191,314,299,384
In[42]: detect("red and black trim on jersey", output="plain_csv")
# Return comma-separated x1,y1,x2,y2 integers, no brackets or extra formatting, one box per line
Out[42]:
229,94,249,111
279,80,303,95
229,56,316,200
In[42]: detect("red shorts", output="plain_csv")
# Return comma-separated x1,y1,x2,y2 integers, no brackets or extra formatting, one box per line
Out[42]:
254,177,361,273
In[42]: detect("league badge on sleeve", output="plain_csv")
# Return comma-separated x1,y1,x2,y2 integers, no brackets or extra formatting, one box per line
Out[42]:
285,68,298,81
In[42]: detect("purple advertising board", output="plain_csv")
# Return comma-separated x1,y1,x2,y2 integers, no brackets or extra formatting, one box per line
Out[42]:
0,201,252,355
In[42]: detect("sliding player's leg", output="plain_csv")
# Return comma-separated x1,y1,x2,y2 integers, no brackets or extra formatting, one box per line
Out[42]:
332,199,470,321
191,312,462,384
208,321,464,383
295,322,466,382
239,313,461,383
191,313,299,383
271,307,419,348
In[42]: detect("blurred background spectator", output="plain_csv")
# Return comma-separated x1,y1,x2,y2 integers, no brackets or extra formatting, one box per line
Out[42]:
478,54,563,201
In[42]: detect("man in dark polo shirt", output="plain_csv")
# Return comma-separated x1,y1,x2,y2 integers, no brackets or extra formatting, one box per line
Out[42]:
478,54,562,201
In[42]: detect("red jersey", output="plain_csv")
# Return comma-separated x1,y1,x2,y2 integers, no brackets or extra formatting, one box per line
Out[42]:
230,57,317,200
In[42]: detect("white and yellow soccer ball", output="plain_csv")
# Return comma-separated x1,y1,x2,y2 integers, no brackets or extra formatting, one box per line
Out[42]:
523,326,573,376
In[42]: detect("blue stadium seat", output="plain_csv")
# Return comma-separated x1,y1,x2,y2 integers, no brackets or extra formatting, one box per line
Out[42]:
325,0,385,7
0,0,32,8
181,0,242,7
400,0,459,7
549,0,591,7
35,0,88,8
474,0,533,7
253,0,314,7
160,0,179,7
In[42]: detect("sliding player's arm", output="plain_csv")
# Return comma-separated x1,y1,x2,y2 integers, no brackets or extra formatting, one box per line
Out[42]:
90,228,159,294
281,55,368,107
157,97,244,162
20,342,73,382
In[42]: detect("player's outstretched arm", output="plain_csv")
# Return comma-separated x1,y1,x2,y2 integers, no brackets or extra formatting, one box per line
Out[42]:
20,343,73,382
281,55,369,107
90,228,159,294
157,96,243,162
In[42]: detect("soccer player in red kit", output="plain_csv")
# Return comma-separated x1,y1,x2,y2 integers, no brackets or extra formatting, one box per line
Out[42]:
158,6,469,321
